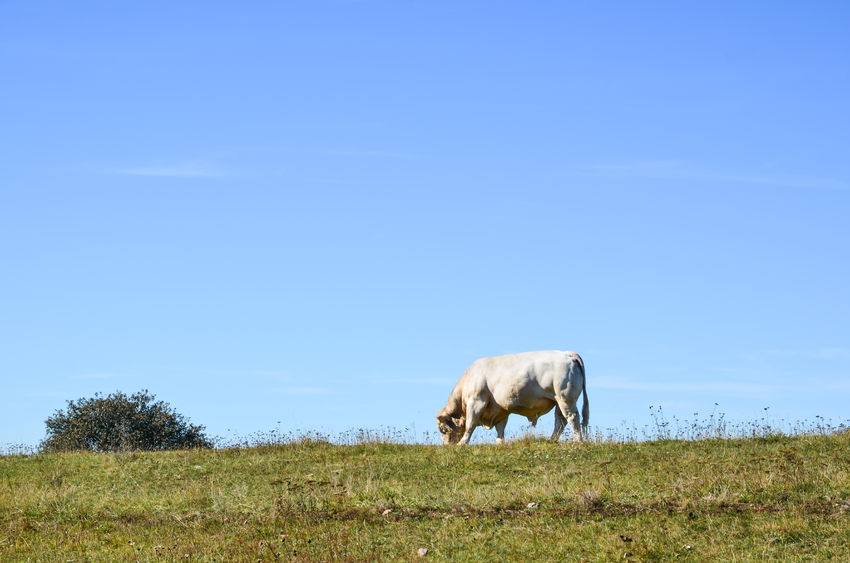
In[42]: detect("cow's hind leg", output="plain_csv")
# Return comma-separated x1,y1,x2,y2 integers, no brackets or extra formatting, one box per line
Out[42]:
495,418,508,445
550,405,567,441
555,396,583,442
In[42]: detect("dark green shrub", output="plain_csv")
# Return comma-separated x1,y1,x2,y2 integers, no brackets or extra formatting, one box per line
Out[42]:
40,390,212,452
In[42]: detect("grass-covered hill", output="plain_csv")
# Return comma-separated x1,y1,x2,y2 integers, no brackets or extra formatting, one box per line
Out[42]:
2,431,849,561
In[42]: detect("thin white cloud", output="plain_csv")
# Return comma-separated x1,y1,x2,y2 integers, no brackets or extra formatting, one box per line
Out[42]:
595,374,850,394
24,390,70,398
77,373,126,380
742,347,850,362
582,347,623,358
387,377,457,385
575,161,848,191
580,160,685,177
813,348,850,360
315,148,423,159
117,161,222,178
246,370,291,379
275,386,332,395
593,375,796,393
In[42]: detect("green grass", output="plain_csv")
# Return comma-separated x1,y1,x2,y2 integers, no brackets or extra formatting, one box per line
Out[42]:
2,432,850,561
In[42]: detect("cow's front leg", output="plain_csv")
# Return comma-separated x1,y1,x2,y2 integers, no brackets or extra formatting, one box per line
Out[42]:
494,418,508,445
457,428,476,446
456,401,484,446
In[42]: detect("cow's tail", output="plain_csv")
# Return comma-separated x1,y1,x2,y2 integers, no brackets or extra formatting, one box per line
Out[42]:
576,354,589,432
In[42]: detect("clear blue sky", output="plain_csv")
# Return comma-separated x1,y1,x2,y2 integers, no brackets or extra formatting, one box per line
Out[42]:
2,1,849,448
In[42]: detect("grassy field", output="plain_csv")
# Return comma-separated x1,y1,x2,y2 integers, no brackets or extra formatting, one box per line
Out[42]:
2,431,850,561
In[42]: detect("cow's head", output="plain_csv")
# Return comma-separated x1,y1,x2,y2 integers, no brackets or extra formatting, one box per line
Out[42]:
436,410,465,445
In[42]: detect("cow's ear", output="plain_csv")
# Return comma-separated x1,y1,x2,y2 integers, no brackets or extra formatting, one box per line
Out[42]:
437,413,456,430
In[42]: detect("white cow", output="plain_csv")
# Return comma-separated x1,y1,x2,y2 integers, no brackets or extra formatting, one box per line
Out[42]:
436,350,588,445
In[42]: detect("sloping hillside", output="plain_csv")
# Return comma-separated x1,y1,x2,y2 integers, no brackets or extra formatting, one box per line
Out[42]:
2,432,849,560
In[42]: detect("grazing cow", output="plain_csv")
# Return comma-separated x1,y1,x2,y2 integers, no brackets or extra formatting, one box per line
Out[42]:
436,350,588,445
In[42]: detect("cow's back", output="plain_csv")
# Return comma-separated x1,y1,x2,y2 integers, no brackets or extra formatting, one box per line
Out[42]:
472,350,579,413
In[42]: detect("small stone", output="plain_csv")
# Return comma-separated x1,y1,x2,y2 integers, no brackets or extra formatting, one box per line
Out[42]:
418,548,429,557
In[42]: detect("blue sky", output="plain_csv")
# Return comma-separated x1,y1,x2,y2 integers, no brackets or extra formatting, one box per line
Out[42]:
2,1,849,448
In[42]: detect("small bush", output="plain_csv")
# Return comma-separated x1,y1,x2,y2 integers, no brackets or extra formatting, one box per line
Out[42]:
40,390,212,453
